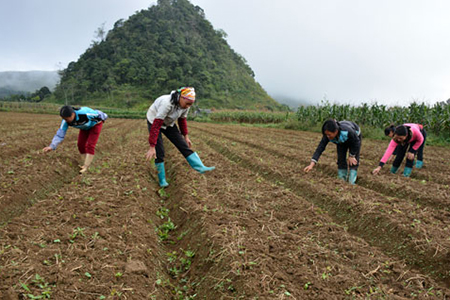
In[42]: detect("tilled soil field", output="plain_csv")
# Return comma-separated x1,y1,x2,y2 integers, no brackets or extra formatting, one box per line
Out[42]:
1,112,450,299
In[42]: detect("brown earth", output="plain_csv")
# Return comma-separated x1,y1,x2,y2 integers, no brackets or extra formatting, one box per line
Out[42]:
1,112,450,299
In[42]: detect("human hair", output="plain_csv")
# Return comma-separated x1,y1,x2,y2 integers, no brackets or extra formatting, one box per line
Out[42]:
394,125,408,136
394,125,412,142
322,119,339,135
170,90,180,106
384,125,395,136
60,105,75,118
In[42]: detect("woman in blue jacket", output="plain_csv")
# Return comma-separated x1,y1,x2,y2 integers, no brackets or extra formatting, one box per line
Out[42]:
43,105,108,173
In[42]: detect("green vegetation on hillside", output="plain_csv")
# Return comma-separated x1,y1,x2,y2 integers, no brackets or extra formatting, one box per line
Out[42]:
1,86,52,102
51,0,284,110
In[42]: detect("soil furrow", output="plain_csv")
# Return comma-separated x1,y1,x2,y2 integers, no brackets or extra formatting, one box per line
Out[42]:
195,125,450,211
193,128,450,284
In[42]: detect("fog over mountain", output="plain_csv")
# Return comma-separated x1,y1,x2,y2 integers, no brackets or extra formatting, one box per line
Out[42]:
0,71,59,95
269,94,314,109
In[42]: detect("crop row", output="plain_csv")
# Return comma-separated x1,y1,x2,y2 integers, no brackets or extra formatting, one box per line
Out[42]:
296,101,450,136
0,101,145,119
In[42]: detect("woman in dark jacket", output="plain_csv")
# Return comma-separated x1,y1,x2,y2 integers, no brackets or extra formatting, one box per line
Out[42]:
304,119,362,184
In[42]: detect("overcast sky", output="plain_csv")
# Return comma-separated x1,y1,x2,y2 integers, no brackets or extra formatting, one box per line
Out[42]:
1,0,450,106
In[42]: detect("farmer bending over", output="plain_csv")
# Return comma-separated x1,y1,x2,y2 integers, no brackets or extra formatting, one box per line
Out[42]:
382,124,426,169
145,87,214,187
372,123,425,177
304,119,362,184
43,105,108,174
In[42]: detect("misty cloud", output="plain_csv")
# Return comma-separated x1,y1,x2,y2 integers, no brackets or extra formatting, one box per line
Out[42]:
0,71,60,92
191,0,450,106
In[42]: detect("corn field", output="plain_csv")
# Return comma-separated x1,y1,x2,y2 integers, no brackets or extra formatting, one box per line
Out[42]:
209,110,290,124
296,101,450,136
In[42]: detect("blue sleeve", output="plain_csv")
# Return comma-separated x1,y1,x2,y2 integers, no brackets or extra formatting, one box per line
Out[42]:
50,120,69,150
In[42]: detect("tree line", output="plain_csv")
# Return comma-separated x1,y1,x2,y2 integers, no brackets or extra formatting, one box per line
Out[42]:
1,86,52,102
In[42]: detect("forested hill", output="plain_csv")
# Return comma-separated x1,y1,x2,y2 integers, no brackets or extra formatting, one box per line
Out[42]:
53,0,285,110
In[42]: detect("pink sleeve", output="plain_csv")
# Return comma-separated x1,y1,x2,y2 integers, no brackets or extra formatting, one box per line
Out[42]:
380,140,398,164
410,126,424,151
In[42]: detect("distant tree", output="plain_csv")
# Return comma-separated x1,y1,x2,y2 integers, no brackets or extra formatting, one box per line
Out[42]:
57,68,69,104
30,86,51,102
93,22,107,44
194,6,205,18
216,29,228,39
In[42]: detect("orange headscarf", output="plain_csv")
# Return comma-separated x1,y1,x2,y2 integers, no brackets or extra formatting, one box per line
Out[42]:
179,87,195,102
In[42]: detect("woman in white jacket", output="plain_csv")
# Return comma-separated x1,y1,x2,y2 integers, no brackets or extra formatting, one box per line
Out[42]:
145,87,214,187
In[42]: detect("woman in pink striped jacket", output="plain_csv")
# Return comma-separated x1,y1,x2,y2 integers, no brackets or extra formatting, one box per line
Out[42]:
372,124,426,177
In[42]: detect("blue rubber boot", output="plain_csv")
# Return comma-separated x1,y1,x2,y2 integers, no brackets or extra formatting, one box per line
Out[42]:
415,160,423,169
337,169,348,181
403,167,413,177
390,166,399,174
348,169,357,185
186,152,215,174
155,162,169,187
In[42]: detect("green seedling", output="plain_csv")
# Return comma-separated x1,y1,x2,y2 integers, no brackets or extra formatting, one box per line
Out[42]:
156,207,170,219
70,227,86,242
91,232,100,240
157,218,176,241
21,274,53,299
177,230,189,241
158,188,168,198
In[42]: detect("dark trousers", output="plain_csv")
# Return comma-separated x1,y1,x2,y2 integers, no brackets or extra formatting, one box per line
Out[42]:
147,120,193,163
336,140,361,170
393,143,414,168
416,129,426,161
392,129,426,167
